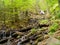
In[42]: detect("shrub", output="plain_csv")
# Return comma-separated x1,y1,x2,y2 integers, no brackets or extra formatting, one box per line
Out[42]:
49,23,59,33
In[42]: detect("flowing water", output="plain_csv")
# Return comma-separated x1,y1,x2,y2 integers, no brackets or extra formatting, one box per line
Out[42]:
17,42,22,45
7,31,12,45
7,39,11,45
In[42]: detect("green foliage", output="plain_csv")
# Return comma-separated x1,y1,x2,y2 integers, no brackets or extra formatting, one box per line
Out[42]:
39,20,48,24
49,23,59,33
56,36,60,40
46,0,58,13
55,12,60,19
39,0,48,11
0,0,60,31
0,0,36,21
46,0,60,19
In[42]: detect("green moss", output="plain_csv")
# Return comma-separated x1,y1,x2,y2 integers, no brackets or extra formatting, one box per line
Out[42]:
31,28,37,34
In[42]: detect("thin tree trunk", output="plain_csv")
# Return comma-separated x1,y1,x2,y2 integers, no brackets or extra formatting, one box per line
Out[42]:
58,0,60,14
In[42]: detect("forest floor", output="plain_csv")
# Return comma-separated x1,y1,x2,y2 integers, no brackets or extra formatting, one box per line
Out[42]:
0,14,60,45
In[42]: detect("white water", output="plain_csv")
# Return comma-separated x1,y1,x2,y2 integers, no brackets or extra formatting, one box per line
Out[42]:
2,30,6,39
7,39,11,45
7,31,12,45
17,42,21,45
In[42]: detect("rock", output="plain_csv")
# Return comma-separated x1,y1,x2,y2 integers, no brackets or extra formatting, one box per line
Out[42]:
47,37,60,45
40,10,45,15
38,37,60,45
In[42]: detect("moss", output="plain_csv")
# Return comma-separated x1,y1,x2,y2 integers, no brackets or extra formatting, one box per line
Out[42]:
30,28,37,34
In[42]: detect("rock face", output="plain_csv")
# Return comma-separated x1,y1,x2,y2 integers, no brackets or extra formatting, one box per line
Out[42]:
38,37,60,45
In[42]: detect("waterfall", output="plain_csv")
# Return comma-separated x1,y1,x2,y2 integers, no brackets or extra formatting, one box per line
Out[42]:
7,31,12,45
9,31,12,38
7,39,11,45
2,30,6,39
